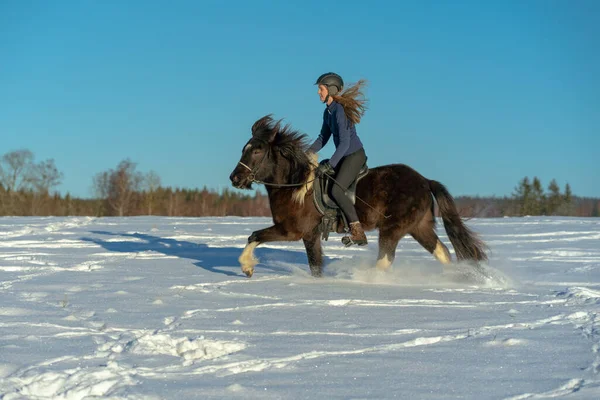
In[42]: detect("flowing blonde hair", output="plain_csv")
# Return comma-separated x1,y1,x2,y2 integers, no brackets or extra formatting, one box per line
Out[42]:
331,79,369,125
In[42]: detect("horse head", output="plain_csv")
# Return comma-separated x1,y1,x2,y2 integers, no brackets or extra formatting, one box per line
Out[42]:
229,115,313,190
229,115,279,189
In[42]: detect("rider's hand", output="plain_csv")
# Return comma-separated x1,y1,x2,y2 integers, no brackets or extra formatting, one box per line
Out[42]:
316,161,335,177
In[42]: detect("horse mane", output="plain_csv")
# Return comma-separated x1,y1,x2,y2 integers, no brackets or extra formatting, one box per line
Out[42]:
252,115,317,204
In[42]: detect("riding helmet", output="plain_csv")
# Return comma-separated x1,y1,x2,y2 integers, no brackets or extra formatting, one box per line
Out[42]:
315,72,344,96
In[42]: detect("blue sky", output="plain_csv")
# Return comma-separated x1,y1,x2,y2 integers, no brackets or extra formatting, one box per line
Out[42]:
1,0,598,198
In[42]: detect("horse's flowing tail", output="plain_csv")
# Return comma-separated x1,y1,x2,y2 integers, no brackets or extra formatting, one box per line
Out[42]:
429,180,489,263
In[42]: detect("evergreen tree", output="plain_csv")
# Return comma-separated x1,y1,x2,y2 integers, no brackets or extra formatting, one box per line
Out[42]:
531,177,545,215
592,201,600,217
65,193,73,216
512,177,533,216
564,183,572,203
557,183,575,216
514,177,527,215
546,179,561,215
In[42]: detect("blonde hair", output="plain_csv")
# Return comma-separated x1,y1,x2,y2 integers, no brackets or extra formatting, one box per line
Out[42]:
331,79,369,124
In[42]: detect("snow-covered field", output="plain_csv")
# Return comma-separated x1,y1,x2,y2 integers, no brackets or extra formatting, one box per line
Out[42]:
0,216,599,399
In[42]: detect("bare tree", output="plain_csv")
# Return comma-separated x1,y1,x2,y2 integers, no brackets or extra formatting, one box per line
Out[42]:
93,160,146,216
91,159,144,216
91,170,110,216
144,170,161,215
168,189,179,217
0,149,34,192
92,171,110,199
31,158,64,215
109,159,143,216
30,159,64,194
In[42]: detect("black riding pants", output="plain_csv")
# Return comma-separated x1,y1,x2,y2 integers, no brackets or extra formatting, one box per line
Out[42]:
330,147,367,224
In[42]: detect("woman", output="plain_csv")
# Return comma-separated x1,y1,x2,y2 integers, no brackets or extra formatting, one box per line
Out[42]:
308,72,369,246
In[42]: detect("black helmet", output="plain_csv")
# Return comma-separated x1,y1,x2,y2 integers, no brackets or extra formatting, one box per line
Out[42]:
315,72,344,96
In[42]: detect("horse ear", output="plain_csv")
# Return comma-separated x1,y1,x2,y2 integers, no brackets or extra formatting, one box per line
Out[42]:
268,120,281,143
251,114,274,136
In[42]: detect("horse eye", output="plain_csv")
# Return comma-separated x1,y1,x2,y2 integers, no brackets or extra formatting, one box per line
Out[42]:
253,149,261,155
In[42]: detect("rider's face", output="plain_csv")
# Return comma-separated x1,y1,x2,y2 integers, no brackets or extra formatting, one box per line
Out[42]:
318,84,329,102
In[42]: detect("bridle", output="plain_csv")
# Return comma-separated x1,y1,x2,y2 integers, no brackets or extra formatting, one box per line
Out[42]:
237,141,316,188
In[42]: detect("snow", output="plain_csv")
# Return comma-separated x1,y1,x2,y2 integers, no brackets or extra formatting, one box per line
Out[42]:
0,216,599,399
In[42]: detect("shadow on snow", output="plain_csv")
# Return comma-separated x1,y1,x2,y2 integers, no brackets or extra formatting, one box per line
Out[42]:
81,230,335,278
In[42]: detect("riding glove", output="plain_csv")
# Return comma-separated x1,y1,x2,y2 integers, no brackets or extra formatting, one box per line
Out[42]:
316,161,335,177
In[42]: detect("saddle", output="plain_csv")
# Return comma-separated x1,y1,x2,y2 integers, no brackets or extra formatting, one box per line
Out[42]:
312,162,369,241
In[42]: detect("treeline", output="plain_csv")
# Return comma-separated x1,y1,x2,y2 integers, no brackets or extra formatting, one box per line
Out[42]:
0,150,270,217
89,159,270,217
0,184,270,217
0,150,598,218
454,176,599,218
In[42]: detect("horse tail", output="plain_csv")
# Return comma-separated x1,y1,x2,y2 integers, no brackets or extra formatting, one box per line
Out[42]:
428,180,488,263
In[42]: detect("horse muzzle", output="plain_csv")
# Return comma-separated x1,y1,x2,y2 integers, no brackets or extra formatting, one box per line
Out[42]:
229,169,253,189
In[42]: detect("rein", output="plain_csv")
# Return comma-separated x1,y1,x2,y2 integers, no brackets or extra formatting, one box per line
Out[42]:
238,160,316,188
238,158,390,218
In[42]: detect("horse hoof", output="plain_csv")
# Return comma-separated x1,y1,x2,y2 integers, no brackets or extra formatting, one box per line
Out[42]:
243,268,254,278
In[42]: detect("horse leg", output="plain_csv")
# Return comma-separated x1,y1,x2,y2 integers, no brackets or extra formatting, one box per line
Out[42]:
376,228,406,271
239,241,259,278
410,212,451,265
303,230,323,277
239,224,302,278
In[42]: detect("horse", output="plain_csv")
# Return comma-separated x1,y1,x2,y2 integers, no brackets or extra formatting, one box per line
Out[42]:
229,115,488,278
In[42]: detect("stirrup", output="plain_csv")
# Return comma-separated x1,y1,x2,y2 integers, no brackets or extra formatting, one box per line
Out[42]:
341,236,354,247
341,235,367,247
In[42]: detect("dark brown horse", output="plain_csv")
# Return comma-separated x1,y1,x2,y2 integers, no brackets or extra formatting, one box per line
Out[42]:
229,115,488,278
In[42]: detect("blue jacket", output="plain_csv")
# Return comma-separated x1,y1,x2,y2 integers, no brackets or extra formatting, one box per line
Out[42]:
308,101,364,168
